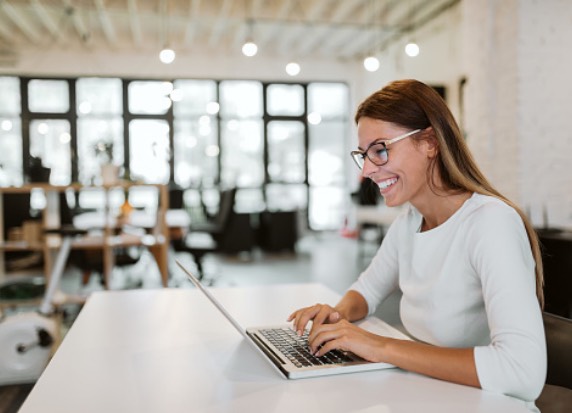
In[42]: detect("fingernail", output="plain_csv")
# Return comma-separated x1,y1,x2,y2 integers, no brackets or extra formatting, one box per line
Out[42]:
297,330,302,336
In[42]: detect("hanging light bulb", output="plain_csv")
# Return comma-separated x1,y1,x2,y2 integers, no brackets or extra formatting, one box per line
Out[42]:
242,41,258,57
159,48,176,64
285,62,301,76
363,56,380,72
405,42,420,57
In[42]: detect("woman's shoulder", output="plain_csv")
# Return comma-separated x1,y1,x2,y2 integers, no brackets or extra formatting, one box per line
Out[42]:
463,193,523,229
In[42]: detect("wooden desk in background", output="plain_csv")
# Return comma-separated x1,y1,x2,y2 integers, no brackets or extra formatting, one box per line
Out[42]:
0,183,170,288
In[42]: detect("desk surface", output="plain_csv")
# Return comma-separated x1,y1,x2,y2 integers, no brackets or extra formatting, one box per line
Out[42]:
19,284,530,413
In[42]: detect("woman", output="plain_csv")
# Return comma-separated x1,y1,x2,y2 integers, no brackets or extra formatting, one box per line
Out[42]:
288,79,546,409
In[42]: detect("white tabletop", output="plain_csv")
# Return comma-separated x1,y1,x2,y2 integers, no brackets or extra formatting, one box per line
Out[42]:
19,283,530,413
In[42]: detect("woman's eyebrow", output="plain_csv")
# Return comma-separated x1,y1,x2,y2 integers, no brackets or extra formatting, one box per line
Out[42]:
358,138,386,151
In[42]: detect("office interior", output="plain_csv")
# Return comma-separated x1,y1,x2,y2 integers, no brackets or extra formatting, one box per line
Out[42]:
0,0,571,411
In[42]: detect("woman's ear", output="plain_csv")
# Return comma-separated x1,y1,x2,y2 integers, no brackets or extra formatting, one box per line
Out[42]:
424,127,439,158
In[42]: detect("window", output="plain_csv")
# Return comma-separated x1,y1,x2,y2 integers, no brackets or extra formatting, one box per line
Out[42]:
128,81,172,115
174,118,218,188
76,78,123,184
29,119,71,185
129,119,170,184
267,121,305,183
267,84,304,116
173,80,218,188
219,81,264,188
28,79,69,113
0,77,22,185
307,83,349,230
8,76,351,231
220,119,264,187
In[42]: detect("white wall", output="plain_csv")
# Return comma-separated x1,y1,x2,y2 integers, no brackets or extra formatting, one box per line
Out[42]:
463,0,572,228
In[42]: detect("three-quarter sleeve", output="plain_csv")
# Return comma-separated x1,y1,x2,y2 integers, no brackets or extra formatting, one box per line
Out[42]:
349,214,402,315
467,205,546,402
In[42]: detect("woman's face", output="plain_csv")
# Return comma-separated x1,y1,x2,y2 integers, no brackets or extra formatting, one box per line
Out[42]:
356,117,435,208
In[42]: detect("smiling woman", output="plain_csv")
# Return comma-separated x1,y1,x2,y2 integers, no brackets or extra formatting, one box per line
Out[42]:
289,79,547,412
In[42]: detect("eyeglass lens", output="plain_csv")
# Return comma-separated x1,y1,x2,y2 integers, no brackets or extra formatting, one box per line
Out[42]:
353,144,388,168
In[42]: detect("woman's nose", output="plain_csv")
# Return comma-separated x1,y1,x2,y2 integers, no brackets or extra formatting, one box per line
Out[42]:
361,157,377,177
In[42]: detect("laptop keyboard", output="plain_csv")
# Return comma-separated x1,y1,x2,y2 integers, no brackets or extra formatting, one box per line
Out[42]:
260,328,354,368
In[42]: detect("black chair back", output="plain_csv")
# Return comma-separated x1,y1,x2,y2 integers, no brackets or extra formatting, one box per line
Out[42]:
2,193,33,239
543,312,572,389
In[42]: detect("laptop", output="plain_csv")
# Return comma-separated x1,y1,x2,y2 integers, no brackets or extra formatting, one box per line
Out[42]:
176,260,412,379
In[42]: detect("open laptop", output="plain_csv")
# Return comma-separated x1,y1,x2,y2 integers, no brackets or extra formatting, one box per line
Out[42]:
176,260,411,379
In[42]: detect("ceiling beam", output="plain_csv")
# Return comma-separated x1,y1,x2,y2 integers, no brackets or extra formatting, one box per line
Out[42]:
229,0,265,51
184,0,201,47
374,0,461,54
276,0,332,55
62,0,92,44
317,1,372,57
295,0,365,56
127,0,143,47
256,0,296,51
94,0,117,45
0,0,42,43
0,17,15,42
207,0,233,47
30,0,62,40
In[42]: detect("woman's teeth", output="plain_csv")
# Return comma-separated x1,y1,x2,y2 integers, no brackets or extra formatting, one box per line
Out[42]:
378,178,398,189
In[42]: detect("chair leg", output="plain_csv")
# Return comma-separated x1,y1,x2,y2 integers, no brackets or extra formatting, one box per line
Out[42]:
81,270,91,286
194,254,206,281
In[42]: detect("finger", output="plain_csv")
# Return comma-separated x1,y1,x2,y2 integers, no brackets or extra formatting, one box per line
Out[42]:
311,305,331,326
286,310,298,322
314,339,343,357
293,306,321,335
329,311,340,323
309,306,334,336
308,325,340,353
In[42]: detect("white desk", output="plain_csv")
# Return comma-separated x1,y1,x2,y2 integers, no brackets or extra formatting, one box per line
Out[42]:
19,284,530,413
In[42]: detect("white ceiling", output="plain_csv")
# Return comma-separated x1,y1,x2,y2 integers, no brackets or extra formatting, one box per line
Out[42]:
0,0,458,62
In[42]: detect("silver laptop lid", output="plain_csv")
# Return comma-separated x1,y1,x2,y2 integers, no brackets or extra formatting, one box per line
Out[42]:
176,260,248,339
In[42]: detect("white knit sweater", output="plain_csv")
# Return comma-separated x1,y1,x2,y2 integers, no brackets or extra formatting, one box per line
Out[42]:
350,193,546,409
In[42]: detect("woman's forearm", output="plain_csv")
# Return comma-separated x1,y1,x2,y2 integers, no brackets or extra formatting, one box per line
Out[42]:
380,338,480,388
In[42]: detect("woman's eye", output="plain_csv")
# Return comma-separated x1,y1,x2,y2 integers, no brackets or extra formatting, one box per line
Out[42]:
373,147,386,157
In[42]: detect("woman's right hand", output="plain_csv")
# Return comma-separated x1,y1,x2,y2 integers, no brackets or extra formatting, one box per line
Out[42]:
287,303,343,336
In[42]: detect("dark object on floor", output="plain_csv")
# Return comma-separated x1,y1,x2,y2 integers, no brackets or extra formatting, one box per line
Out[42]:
258,210,298,253
0,276,45,301
535,312,572,413
172,188,242,279
0,382,34,413
537,230,572,318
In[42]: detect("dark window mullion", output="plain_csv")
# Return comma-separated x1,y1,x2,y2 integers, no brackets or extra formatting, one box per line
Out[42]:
20,78,30,181
69,79,78,183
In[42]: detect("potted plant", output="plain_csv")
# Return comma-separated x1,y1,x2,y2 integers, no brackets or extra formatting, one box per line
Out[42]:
94,140,119,185
28,155,51,183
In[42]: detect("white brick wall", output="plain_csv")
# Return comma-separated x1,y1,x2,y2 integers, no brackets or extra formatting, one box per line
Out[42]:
463,0,572,227
518,0,572,227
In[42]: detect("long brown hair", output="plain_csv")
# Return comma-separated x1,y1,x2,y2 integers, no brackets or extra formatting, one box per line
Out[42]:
355,79,544,307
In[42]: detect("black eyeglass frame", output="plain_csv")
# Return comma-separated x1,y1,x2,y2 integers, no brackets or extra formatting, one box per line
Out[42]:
350,129,422,169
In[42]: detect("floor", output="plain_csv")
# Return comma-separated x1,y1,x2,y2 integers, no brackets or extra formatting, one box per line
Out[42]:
0,231,402,413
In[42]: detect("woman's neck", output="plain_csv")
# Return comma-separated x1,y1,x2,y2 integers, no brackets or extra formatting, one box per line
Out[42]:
415,190,472,232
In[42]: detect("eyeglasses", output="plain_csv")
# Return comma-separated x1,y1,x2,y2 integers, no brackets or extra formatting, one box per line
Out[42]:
350,129,421,169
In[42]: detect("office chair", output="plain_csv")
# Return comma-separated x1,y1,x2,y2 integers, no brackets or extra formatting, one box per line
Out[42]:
537,231,572,318
1,192,43,272
171,187,237,280
535,312,572,413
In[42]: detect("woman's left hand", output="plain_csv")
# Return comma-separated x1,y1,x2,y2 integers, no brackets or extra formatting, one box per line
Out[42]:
308,319,388,362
